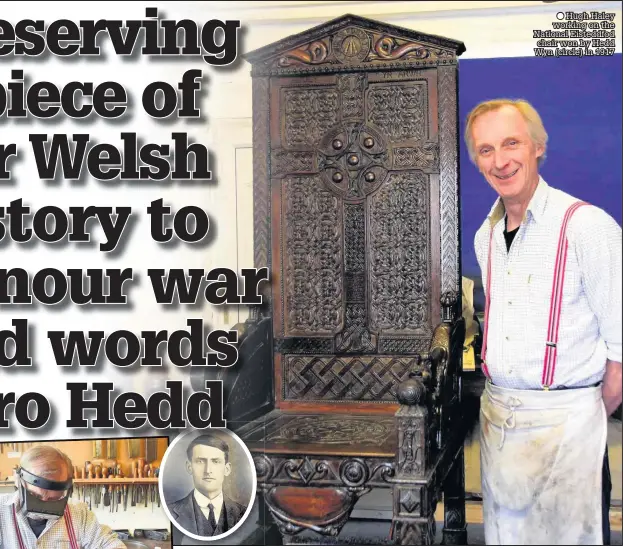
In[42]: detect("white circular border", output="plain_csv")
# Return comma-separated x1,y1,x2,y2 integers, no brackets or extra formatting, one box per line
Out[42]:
158,428,257,542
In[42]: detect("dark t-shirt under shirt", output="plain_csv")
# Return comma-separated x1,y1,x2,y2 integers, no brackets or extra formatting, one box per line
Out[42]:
504,217,519,252
28,517,48,538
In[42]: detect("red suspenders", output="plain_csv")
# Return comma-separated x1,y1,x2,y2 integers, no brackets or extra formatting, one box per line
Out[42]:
12,504,80,549
481,201,589,388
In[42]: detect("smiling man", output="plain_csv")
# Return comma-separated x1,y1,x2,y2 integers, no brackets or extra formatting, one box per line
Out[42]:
168,434,247,538
466,99,622,545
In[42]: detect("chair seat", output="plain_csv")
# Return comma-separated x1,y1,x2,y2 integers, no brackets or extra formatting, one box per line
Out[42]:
237,410,396,458
237,410,399,490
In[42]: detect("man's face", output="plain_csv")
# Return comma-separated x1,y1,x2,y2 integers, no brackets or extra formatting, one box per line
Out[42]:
471,105,544,205
187,444,231,498
22,461,70,502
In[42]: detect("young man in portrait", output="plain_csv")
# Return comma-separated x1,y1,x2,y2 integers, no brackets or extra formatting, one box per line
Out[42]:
169,434,247,538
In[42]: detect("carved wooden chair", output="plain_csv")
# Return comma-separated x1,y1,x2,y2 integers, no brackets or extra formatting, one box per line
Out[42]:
192,14,467,545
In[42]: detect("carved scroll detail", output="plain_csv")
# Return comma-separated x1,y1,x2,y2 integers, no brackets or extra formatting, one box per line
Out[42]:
371,35,456,61
254,454,395,488
277,40,329,67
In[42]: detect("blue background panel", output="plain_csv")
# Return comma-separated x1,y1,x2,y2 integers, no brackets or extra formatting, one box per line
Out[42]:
458,55,622,278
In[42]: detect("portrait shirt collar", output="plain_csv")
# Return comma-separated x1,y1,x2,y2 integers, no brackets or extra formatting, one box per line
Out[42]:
193,489,224,509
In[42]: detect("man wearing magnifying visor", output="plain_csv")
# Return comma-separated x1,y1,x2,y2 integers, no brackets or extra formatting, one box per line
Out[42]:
0,445,124,549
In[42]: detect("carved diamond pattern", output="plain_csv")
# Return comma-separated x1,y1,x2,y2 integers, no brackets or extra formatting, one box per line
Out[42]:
298,457,316,484
400,489,420,514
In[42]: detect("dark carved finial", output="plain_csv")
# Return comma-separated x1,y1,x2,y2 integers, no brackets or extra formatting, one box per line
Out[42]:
397,374,426,406
440,291,458,307
441,290,459,322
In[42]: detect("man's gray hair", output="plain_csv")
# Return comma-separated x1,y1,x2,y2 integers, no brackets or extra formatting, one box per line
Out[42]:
20,445,74,479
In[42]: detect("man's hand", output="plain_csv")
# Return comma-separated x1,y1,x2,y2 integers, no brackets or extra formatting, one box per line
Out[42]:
602,359,622,416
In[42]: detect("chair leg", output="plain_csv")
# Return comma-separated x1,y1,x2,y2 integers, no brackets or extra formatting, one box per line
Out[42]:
392,514,435,545
441,447,467,545
392,484,436,545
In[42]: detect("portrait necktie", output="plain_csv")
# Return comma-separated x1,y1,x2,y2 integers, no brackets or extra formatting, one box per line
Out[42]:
207,503,217,533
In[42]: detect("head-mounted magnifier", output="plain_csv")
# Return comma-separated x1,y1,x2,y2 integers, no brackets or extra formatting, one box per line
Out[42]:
17,467,73,521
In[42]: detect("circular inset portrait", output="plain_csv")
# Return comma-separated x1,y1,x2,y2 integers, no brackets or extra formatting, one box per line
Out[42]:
159,429,256,542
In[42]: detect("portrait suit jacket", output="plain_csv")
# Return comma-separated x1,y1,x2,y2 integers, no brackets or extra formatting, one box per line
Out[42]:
169,491,247,537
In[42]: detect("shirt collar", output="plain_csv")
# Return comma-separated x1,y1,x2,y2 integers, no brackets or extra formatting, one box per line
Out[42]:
193,489,223,509
487,176,549,228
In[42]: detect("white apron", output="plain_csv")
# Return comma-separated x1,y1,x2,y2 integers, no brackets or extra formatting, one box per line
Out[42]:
479,200,608,544
480,380,607,545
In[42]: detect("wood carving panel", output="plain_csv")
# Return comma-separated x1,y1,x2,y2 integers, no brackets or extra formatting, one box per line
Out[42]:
317,123,389,200
260,414,395,445
394,143,439,171
247,18,465,76
335,203,375,353
369,172,430,334
283,88,339,147
271,150,316,176
344,203,364,274
337,74,365,119
283,176,343,335
367,84,426,142
334,303,375,354
254,455,394,488
284,355,420,401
